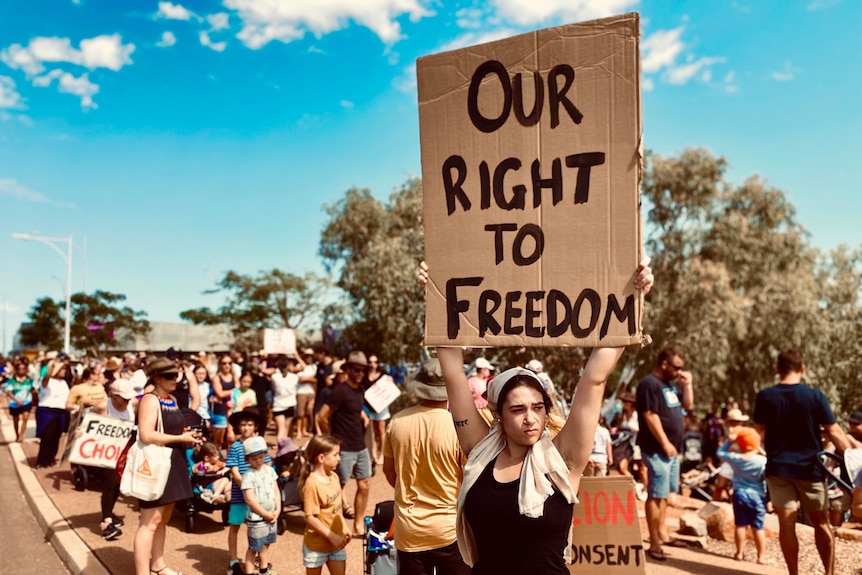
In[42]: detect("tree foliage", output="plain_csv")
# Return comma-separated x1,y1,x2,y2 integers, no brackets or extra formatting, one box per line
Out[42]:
19,297,64,350
20,291,150,356
180,269,331,349
319,179,425,363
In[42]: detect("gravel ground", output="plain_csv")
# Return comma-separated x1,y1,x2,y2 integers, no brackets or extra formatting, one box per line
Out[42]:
706,530,862,575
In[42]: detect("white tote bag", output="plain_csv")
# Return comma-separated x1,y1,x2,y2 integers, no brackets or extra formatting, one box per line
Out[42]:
120,404,173,501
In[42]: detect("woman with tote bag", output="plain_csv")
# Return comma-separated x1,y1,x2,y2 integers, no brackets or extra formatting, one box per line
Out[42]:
133,358,202,575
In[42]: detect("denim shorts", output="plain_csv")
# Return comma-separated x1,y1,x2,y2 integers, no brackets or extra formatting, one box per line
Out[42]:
247,520,277,551
336,448,373,483
228,503,248,526
211,414,228,429
364,405,391,421
302,543,347,568
732,489,767,529
644,451,680,499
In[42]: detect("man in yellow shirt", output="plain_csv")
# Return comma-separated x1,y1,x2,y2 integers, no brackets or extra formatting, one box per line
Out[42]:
383,359,469,575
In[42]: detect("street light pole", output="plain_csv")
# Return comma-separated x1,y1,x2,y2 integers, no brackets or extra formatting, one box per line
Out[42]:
12,232,73,354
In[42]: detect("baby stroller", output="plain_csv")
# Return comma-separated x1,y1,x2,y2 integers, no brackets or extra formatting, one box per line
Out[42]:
276,438,306,535
819,447,862,495
364,500,397,575
180,410,230,533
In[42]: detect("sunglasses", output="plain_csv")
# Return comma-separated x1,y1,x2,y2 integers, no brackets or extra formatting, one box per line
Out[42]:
668,363,684,371
220,361,232,366
350,366,368,373
159,372,178,380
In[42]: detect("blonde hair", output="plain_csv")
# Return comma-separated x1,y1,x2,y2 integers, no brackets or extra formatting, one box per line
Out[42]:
299,434,341,493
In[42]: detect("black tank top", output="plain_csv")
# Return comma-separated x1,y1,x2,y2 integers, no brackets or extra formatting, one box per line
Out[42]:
464,456,573,575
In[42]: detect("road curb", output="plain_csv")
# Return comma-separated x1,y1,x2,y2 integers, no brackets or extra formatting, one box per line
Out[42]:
0,409,110,575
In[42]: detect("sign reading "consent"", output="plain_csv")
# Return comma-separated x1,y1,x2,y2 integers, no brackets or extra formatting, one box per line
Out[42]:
419,13,644,348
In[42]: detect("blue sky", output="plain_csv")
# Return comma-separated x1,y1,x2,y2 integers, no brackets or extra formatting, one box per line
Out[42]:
1,0,860,353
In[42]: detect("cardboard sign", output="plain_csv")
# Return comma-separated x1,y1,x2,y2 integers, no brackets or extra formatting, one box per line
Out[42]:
69,413,136,469
571,475,645,574
418,13,643,348
364,374,401,413
263,328,297,355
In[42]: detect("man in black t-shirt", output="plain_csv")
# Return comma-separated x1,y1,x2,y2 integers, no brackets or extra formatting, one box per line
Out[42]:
317,350,372,534
636,345,694,561
754,349,850,575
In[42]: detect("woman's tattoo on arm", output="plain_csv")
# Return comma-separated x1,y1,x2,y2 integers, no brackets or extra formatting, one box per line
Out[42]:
453,419,469,428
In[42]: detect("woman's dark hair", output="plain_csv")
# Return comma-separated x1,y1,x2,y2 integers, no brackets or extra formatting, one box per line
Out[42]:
193,362,211,383
496,374,552,416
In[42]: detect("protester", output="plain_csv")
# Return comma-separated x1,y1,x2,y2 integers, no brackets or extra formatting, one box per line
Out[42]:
612,393,642,482
315,360,345,435
133,357,202,575
583,417,612,477
418,258,654,574
383,359,470,575
363,354,392,466
35,356,72,468
701,401,725,468
91,378,136,540
65,367,108,413
248,357,272,428
271,356,299,444
312,346,334,421
241,435,280,575
466,357,493,409
753,349,850,575
716,427,768,564
300,434,349,575
164,348,201,412
6,360,35,442
316,350,372,535
635,345,694,561
230,370,259,414
225,407,269,575
192,363,213,437
211,354,238,449
295,348,317,439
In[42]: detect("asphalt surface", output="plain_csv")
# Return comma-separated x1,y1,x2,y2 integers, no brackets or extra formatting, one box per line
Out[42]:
0,441,71,574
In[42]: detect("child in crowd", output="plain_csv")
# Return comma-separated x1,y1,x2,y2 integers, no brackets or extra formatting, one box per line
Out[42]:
241,436,280,575
231,371,259,415
716,427,768,565
300,435,349,575
225,408,270,575
194,442,231,505
584,417,613,476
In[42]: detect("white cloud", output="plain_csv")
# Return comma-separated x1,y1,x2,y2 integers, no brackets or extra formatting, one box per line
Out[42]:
156,31,177,47
0,301,18,313
641,27,684,73
207,13,231,31
0,34,134,76
771,61,801,82
0,76,25,109
223,0,434,49
665,56,725,85
455,7,484,29
0,178,46,202
489,0,638,27
199,31,227,52
33,69,99,108
339,100,354,108
642,77,654,92
156,2,197,21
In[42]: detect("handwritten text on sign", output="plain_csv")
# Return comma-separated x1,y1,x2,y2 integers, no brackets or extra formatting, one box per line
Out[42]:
69,413,136,469
419,14,642,348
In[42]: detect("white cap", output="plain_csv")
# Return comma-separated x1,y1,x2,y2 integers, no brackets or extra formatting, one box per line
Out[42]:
525,359,543,373
475,357,494,370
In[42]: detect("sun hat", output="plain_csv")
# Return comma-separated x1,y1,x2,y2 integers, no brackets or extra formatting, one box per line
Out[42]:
146,357,179,378
110,379,135,400
733,427,761,453
228,406,265,431
725,408,750,423
104,357,123,372
407,359,447,401
346,351,368,367
243,436,268,457
276,437,299,458
331,360,346,375
475,357,494,370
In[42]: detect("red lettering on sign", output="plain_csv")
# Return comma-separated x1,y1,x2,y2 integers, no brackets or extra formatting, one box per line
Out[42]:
572,489,636,526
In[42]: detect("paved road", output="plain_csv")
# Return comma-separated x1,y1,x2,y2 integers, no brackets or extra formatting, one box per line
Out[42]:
0,442,71,574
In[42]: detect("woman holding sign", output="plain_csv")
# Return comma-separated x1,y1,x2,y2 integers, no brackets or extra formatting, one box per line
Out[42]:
418,258,653,574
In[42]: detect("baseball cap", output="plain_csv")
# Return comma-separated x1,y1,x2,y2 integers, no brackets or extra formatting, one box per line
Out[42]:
734,427,761,453
475,357,494,370
848,411,862,426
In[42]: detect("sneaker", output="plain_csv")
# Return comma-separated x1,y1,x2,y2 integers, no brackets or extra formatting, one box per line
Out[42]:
213,493,227,505
111,515,124,528
102,523,122,540
229,562,244,575
200,490,216,503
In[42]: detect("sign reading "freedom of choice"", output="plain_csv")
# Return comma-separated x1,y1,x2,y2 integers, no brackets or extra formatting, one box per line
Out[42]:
419,13,644,348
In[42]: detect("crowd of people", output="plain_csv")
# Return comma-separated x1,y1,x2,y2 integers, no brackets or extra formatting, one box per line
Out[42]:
1,256,861,575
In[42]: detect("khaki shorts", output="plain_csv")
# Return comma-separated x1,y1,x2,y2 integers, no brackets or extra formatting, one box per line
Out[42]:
767,476,829,512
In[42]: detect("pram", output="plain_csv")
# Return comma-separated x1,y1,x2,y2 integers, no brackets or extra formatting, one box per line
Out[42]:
818,447,862,496
276,439,306,535
180,410,230,533
681,464,722,501
364,500,397,575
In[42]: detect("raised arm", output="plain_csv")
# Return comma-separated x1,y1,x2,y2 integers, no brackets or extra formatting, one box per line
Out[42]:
437,346,490,456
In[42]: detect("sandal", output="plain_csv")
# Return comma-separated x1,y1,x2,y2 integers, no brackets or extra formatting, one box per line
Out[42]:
151,567,182,575
646,548,667,562
665,539,687,548
342,505,355,519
